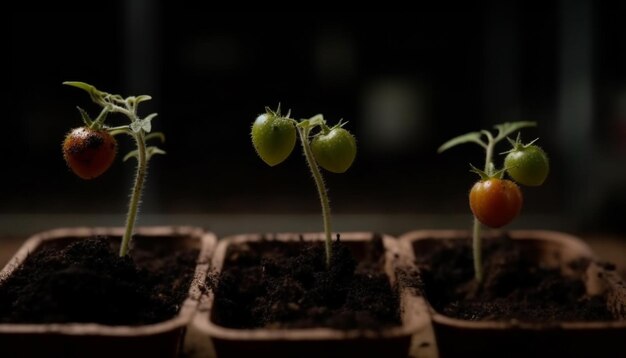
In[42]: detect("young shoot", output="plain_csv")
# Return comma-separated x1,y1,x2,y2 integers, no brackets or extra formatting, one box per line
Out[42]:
62,81,165,257
438,122,549,282
251,106,357,268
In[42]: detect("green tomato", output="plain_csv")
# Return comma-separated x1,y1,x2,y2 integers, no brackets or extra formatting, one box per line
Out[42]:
251,112,296,166
311,127,357,173
504,145,549,186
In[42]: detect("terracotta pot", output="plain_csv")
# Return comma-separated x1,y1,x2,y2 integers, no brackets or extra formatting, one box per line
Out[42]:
399,230,626,358
0,226,216,358
192,232,428,358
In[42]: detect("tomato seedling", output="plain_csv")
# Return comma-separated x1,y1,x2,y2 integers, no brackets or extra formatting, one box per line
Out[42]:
63,81,165,257
439,122,549,282
251,107,357,267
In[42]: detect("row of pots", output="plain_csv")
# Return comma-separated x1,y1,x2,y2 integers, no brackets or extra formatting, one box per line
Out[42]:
0,227,625,357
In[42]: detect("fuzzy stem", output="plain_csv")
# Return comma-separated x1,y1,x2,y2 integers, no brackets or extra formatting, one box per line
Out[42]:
297,125,332,268
472,216,482,282
484,139,495,175
119,131,147,257
472,136,496,282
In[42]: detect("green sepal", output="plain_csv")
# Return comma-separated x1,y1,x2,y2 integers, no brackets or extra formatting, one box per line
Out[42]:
76,106,93,127
470,163,506,180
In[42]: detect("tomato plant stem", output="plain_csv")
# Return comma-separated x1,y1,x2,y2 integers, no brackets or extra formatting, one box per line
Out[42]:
297,124,332,268
485,142,494,175
472,136,496,282
472,216,483,282
119,129,147,257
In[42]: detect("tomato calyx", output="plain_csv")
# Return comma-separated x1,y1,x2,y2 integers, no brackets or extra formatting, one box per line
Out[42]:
500,132,550,186
501,133,540,154
469,163,505,181
265,104,293,122
75,105,110,130
325,119,349,135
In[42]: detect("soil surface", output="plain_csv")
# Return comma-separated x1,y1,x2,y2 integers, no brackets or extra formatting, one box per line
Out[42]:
413,234,615,322
211,235,401,330
0,236,198,325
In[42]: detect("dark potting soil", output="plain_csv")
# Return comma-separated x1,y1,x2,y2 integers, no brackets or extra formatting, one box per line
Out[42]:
413,234,615,322
211,235,401,330
0,236,198,325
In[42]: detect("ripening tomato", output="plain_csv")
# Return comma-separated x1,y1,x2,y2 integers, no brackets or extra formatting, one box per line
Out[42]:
251,112,296,166
311,127,357,173
63,127,117,180
504,145,549,186
469,178,523,228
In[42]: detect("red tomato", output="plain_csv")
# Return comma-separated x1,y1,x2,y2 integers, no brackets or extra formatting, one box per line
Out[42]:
63,127,117,179
469,178,523,228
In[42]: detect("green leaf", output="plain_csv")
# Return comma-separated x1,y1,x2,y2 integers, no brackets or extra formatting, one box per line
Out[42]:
108,126,132,137
123,146,166,162
145,132,165,143
130,114,156,133
109,94,125,103
63,81,97,93
493,121,536,141
147,146,166,159
123,150,139,162
130,113,158,133
141,119,152,133
63,81,106,104
438,132,486,153
143,113,158,123
136,95,152,104
130,121,142,133
308,114,325,128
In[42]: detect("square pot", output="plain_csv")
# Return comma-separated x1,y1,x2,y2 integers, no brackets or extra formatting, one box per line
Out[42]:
399,230,626,358
0,226,216,358
192,232,428,358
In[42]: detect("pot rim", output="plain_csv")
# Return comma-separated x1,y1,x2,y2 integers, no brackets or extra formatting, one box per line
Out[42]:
193,231,429,341
0,226,216,336
398,229,626,330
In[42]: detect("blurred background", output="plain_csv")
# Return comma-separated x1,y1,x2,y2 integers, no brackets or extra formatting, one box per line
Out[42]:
4,4,626,239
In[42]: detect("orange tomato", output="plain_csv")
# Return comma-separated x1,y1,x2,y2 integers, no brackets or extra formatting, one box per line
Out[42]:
469,178,523,228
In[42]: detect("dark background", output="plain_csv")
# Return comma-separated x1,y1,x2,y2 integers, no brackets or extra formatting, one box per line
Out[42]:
5,4,626,233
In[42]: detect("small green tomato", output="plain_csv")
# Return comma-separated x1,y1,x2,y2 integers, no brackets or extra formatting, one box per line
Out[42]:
311,127,357,173
251,112,296,166
504,145,549,186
